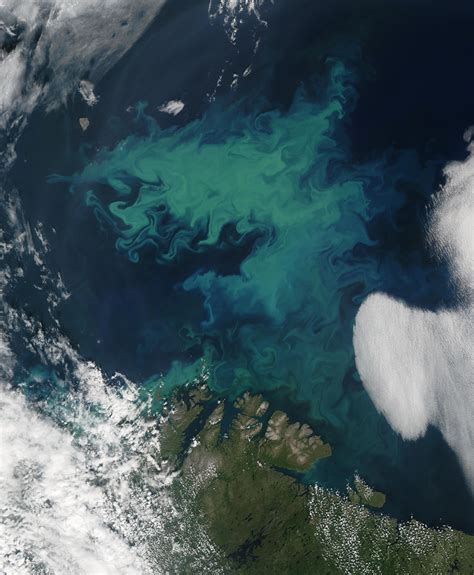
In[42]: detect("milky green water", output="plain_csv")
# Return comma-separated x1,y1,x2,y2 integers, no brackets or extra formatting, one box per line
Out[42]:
51,60,438,477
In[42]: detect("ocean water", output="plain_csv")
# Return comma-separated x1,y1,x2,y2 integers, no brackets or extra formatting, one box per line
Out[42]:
6,0,474,545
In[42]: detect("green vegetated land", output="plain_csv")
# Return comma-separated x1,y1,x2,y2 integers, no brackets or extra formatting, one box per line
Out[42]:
158,385,474,574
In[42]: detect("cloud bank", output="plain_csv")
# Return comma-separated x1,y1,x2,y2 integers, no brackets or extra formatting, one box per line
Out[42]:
354,136,474,491
0,0,166,139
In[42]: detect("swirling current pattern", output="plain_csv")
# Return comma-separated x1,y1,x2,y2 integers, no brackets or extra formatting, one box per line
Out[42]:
52,62,444,437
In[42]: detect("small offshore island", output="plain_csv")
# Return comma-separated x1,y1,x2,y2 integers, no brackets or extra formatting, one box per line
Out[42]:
155,384,474,574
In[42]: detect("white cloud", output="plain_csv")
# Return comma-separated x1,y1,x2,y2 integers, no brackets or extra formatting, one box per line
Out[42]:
0,0,167,135
79,79,99,106
353,137,474,491
0,385,145,575
158,99,185,116
0,226,221,572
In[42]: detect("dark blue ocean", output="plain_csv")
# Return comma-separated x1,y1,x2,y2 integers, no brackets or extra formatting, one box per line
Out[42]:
7,0,474,533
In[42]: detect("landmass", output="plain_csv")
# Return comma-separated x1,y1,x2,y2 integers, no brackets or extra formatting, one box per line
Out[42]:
348,474,386,509
156,384,474,574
